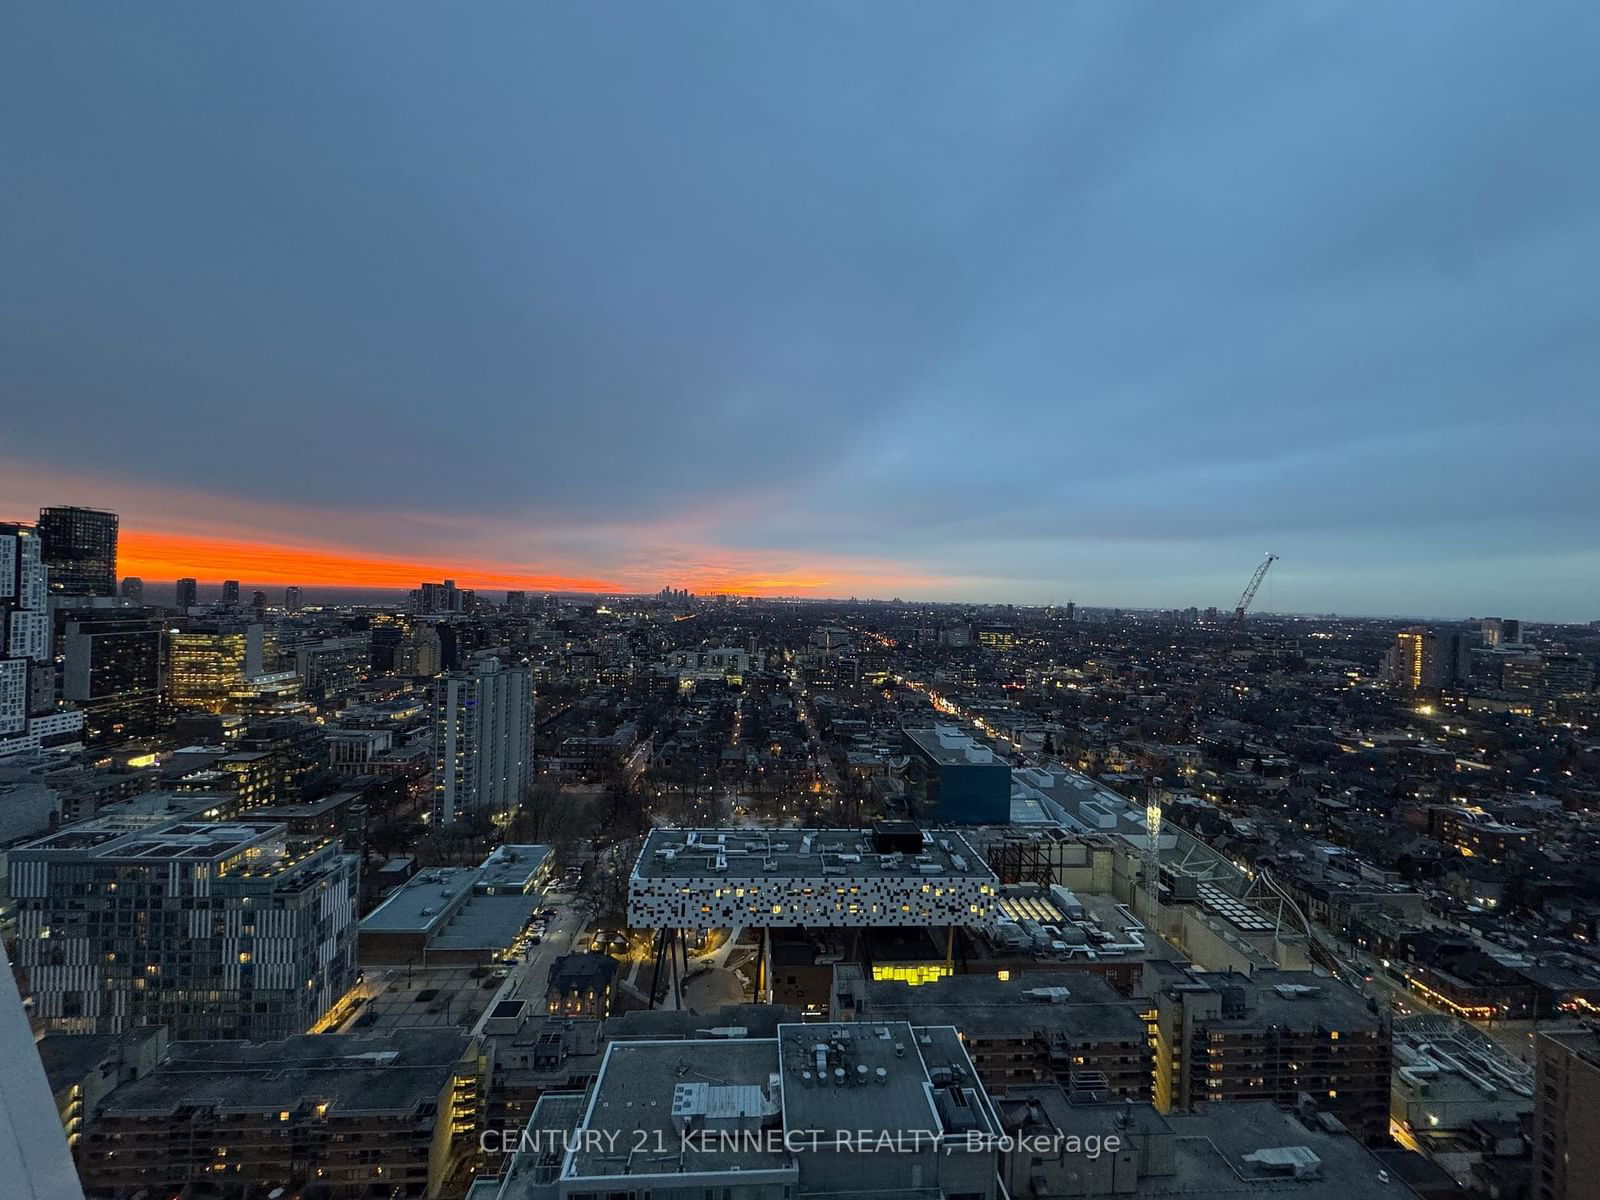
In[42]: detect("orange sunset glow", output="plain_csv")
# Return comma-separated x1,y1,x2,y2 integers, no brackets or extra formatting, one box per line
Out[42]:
120,530,624,594
118,528,906,597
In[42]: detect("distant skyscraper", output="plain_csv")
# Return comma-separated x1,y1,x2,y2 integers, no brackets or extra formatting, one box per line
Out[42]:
284,585,302,612
250,589,268,619
0,523,85,756
1388,627,1437,693
37,506,118,597
414,579,462,615
174,577,198,609
221,579,241,606
505,590,527,615
431,656,533,825
118,576,143,605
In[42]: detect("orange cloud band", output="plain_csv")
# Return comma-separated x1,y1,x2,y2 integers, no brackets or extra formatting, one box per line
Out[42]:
119,530,623,593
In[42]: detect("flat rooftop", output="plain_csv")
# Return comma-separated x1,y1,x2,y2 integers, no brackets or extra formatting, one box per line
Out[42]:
1161,966,1382,1032
856,971,1148,1043
37,1028,163,1095
778,1022,943,1142
95,1030,470,1118
13,817,286,864
1161,1102,1424,1198
479,844,552,892
360,852,545,947
361,867,479,936
633,827,995,883
1011,766,1153,840
904,724,1001,766
570,1038,791,1181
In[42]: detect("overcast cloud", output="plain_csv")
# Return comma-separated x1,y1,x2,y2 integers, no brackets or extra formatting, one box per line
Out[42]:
3,2,1598,617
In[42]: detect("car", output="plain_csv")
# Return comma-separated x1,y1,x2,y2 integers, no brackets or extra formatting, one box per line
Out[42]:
540,908,559,918
529,935,542,945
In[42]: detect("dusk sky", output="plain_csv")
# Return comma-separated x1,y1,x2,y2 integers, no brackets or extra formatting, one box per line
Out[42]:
4,4,1598,619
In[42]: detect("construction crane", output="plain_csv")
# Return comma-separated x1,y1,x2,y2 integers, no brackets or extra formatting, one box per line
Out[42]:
1232,553,1278,626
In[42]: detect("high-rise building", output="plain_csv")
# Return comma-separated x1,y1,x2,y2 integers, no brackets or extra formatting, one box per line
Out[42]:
1388,627,1436,693
168,623,265,713
118,577,143,605
37,506,118,597
1532,1028,1600,1200
1,523,85,757
430,656,533,825
221,579,241,607
504,589,527,615
62,614,166,744
173,577,198,610
249,589,268,619
283,585,302,612
9,817,357,1041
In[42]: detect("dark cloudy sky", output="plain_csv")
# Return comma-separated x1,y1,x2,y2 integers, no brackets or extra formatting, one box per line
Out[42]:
3,3,1598,618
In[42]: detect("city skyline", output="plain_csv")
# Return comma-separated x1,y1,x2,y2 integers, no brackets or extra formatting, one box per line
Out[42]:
5,5,1600,622
0,501,1596,624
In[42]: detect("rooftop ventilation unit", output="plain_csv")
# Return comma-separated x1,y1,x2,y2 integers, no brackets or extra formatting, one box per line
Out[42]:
1242,1146,1322,1179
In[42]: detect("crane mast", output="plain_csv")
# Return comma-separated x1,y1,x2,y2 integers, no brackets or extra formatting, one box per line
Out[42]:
1232,553,1278,625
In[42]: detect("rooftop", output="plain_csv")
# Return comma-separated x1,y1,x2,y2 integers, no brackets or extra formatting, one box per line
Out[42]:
479,843,552,892
361,866,479,936
361,860,543,951
633,826,995,883
12,817,296,872
778,1022,945,1142
94,1030,471,1118
569,1037,791,1181
851,970,1148,1043
37,1028,165,1096
1159,1102,1424,1198
904,724,1002,766
1158,965,1382,1032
